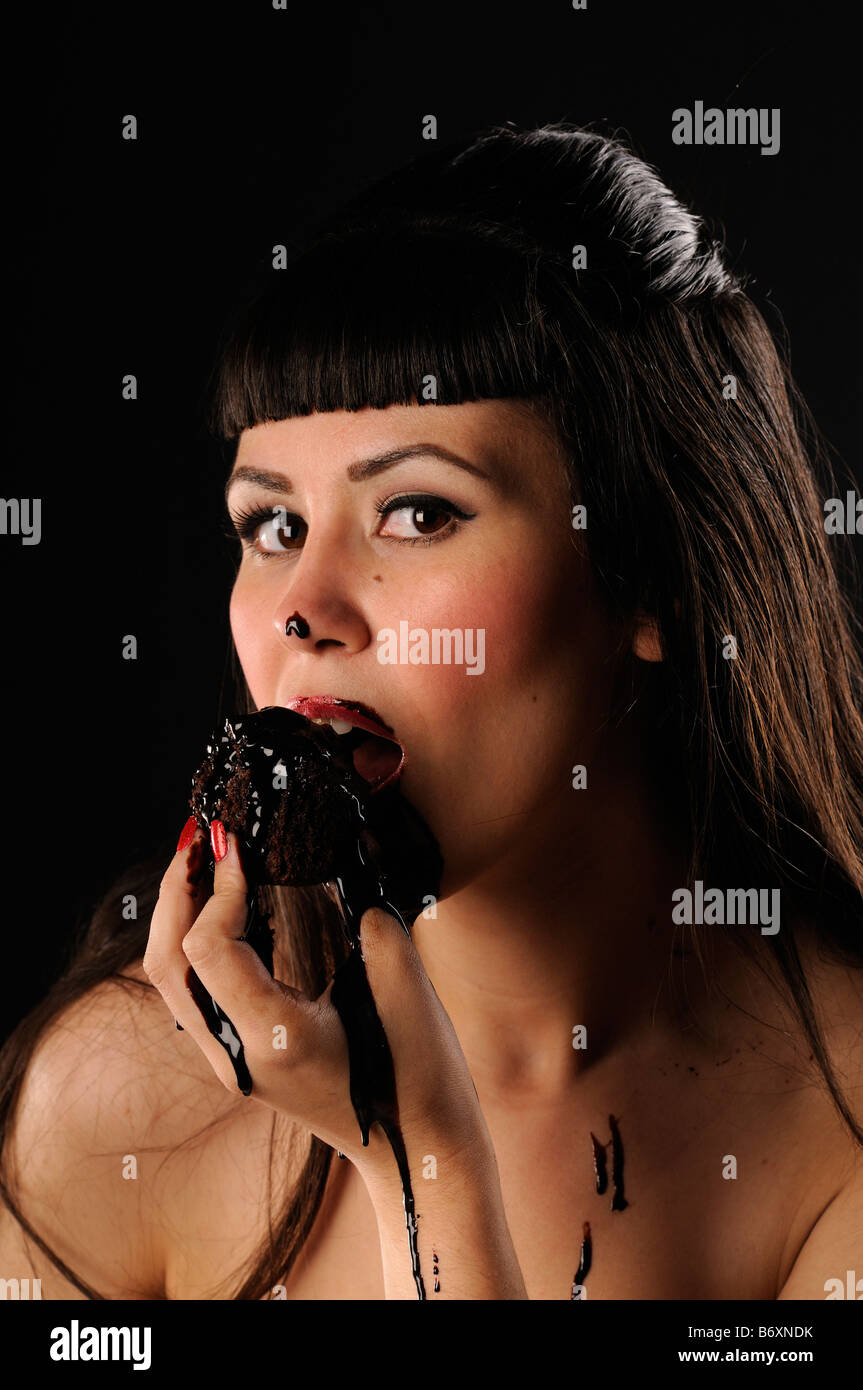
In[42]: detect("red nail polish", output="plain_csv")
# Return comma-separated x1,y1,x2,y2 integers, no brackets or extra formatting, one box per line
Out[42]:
176,815,198,853
211,819,228,863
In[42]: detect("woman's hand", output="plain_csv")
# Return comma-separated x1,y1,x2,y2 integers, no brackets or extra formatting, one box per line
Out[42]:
143,819,495,1193
146,816,529,1297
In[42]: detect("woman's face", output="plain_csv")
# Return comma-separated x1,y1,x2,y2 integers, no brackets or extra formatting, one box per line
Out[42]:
227,400,627,886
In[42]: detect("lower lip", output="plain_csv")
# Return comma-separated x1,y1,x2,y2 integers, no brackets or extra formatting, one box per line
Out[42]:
368,761,405,795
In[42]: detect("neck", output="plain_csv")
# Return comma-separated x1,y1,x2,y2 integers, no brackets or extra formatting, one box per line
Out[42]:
410,714,726,1100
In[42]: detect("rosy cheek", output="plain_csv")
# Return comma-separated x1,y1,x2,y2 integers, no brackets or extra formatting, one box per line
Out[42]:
229,584,250,660
440,560,568,680
403,557,558,702
229,583,272,704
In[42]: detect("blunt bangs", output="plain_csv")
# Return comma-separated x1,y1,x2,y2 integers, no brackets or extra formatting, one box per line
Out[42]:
208,225,564,439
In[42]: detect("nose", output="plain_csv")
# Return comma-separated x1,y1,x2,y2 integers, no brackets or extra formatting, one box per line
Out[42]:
271,534,373,654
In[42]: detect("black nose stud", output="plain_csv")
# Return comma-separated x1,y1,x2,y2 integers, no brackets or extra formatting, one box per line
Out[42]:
285,613,310,639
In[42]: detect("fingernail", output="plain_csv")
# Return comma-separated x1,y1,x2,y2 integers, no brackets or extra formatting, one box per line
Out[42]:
176,815,198,853
210,819,228,863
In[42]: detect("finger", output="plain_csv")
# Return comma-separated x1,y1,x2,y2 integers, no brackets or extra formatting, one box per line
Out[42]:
358,906,456,1061
181,824,312,1046
359,906,425,1001
358,908,484,1156
143,816,211,1025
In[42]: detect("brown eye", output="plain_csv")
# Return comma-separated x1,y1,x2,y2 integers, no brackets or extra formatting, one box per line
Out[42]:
230,504,307,556
258,512,305,552
378,495,466,542
411,504,449,535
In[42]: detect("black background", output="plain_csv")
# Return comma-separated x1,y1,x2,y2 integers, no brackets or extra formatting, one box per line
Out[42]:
3,0,860,1037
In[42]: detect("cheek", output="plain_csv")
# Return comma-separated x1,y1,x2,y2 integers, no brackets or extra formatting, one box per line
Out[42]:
229,579,276,706
455,541,597,699
403,551,607,801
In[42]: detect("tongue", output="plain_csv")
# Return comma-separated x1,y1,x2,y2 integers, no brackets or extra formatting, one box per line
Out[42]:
351,733,402,786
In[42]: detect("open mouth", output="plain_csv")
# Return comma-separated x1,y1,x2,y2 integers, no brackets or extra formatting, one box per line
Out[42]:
285,695,405,793
339,724,403,788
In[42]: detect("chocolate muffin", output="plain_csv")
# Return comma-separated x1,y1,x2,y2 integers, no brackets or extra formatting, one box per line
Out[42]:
189,705,442,931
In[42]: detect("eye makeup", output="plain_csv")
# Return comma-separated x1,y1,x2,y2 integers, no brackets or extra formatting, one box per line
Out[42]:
224,492,477,556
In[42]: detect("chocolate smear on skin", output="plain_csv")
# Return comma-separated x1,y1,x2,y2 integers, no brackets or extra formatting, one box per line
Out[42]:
590,1116,629,1214
590,1131,608,1194
188,706,443,1300
609,1113,628,1212
572,1221,592,1296
184,963,254,1096
571,1115,629,1296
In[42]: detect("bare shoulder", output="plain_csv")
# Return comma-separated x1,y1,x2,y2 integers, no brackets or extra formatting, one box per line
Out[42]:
775,932,863,1297
801,932,863,1127
0,961,304,1299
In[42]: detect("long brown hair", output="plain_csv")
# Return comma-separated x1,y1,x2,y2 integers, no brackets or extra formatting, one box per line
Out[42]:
2,122,862,1299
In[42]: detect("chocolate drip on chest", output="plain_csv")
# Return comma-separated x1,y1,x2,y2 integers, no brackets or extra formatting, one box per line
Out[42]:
590,1132,608,1194
608,1113,628,1212
571,1221,591,1297
572,1115,631,1298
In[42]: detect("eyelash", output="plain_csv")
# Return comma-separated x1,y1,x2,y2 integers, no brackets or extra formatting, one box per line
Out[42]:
225,493,476,558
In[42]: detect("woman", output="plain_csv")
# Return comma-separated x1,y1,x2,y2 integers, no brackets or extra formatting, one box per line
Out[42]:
1,122,861,1300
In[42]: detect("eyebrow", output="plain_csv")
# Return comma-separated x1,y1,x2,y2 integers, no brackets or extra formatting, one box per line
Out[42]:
224,444,489,507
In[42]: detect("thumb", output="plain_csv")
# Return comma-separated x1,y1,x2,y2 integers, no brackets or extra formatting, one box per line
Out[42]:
359,907,428,1005
356,908,484,1153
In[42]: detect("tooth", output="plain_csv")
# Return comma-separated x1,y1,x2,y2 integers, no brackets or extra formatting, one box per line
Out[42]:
307,714,355,733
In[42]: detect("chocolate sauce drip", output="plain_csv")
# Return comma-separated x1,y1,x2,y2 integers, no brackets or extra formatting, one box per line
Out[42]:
325,818,428,1298
588,1117,628,1215
590,1131,607,1194
240,889,276,976
184,961,254,1095
331,944,424,1299
187,706,443,1301
608,1113,628,1211
177,872,275,1096
571,1116,630,1297
571,1221,591,1296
